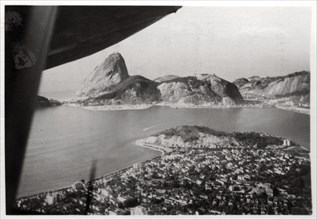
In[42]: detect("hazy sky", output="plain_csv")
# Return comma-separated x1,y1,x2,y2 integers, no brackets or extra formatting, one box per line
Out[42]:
40,6,312,93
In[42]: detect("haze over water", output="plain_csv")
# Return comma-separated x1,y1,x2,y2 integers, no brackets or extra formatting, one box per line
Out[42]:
18,105,310,197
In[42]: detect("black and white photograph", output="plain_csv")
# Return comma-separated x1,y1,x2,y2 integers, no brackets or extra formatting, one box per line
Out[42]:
1,0,316,218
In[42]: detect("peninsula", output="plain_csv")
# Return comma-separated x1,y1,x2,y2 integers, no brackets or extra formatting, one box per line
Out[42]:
16,126,311,215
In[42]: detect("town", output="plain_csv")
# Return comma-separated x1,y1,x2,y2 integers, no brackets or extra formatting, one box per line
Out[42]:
15,129,311,215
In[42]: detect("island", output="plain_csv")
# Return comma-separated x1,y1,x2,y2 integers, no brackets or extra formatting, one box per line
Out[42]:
37,96,62,108
15,125,311,215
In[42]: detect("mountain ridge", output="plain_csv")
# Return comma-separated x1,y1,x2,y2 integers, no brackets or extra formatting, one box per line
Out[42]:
77,53,244,106
76,53,309,108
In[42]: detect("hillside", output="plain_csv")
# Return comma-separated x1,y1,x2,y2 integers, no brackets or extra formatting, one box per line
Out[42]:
197,74,244,104
79,75,161,105
158,74,243,105
141,125,306,153
157,76,221,105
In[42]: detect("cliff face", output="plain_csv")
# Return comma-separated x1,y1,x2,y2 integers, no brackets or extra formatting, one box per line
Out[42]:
78,53,129,97
235,71,310,100
264,72,309,97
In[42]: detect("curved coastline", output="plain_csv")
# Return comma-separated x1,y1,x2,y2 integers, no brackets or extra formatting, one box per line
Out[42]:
17,140,164,200
18,103,310,199
64,101,310,115
66,102,266,112
133,140,168,155
275,105,310,115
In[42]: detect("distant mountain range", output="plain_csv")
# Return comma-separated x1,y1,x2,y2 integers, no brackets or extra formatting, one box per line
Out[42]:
40,52,310,109
234,71,310,105
77,53,244,106
61,52,310,108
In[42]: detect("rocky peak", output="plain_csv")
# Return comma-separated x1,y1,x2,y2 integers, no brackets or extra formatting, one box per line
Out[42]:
100,52,128,75
78,52,129,97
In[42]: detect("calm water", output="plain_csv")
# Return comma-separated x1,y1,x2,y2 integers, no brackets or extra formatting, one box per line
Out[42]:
18,106,310,197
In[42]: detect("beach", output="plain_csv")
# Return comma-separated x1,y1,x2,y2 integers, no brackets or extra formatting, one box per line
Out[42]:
17,139,164,200
66,101,270,112
275,106,310,115
65,103,154,111
71,102,310,116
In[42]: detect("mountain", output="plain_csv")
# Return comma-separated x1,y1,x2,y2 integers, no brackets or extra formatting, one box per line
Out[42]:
157,76,220,105
196,74,244,104
77,53,161,105
158,74,243,105
234,71,309,100
77,53,243,106
263,71,309,97
78,52,129,97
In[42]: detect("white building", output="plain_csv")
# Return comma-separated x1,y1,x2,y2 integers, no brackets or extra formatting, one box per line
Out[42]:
130,206,146,215
283,139,291,146
45,193,55,205
133,163,140,170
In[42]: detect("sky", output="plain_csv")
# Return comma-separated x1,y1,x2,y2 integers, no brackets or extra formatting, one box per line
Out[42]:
40,6,312,94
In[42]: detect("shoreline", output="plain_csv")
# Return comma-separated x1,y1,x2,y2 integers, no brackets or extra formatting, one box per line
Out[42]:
16,135,311,215
133,139,171,154
65,102,268,111
65,103,154,111
18,104,309,198
65,102,310,116
17,140,164,200
275,105,310,115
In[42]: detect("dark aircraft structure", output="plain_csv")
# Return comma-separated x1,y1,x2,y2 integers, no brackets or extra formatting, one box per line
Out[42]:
5,5,181,214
